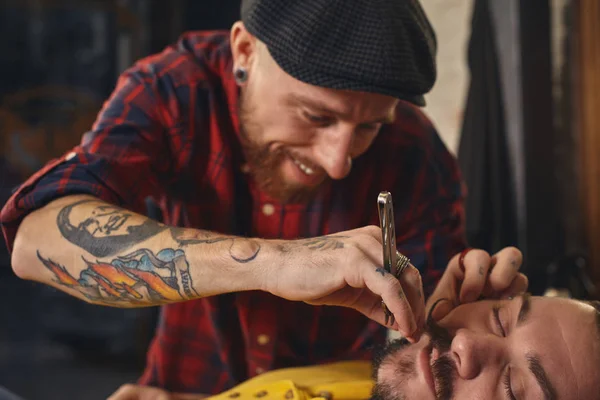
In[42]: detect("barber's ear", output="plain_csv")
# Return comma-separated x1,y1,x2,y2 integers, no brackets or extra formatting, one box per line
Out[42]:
230,21,256,68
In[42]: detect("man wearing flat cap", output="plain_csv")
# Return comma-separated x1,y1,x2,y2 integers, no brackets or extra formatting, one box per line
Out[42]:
0,0,527,397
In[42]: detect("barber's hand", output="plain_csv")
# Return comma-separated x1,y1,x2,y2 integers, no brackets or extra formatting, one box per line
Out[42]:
426,247,529,322
264,226,425,339
108,384,207,400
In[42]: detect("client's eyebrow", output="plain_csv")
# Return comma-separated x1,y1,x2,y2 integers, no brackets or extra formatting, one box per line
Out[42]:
527,353,558,400
514,294,558,400
516,292,532,326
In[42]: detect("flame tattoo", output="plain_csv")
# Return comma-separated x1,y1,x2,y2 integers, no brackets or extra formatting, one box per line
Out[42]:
37,251,79,286
37,247,197,305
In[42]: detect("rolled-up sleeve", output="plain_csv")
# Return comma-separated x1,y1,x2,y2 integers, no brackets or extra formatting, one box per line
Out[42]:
0,61,177,254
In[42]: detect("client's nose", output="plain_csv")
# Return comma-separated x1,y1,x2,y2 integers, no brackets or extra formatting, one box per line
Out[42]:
450,329,505,379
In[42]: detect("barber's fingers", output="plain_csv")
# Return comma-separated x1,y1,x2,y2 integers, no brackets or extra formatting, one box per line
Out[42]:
487,247,524,293
458,249,492,303
397,264,426,339
498,273,529,299
362,266,417,338
349,291,398,327
351,230,424,339
353,238,420,337
429,297,456,323
357,225,384,244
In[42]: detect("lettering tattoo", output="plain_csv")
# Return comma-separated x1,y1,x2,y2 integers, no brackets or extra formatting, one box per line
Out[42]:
169,227,230,246
57,200,167,257
37,247,199,305
376,267,388,277
276,235,349,253
301,235,348,250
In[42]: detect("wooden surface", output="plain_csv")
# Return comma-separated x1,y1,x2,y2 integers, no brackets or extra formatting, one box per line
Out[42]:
575,0,600,287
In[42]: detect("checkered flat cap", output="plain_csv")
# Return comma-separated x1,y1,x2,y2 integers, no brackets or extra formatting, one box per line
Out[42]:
241,0,437,106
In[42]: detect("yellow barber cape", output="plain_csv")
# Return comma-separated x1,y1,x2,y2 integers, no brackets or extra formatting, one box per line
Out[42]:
206,361,374,400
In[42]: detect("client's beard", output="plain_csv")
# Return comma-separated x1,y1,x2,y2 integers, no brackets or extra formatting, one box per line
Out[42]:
238,89,328,204
371,299,456,400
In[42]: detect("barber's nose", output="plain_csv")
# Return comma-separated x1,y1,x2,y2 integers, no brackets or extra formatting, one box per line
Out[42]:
314,126,354,179
450,329,504,379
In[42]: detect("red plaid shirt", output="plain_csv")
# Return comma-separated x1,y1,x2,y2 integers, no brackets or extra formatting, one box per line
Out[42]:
0,31,466,394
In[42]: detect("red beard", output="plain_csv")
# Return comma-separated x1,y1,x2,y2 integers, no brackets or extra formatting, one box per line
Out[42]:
237,92,329,204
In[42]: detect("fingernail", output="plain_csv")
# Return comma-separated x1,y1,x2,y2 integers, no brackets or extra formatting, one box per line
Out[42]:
412,329,423,342
405,318,417,339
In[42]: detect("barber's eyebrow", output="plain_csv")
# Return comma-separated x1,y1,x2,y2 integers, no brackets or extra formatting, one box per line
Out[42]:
287,94,339,116
286,94,396,124
527,353,558,400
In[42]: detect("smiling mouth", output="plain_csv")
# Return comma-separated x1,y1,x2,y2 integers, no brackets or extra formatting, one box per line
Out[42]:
290,154,315,175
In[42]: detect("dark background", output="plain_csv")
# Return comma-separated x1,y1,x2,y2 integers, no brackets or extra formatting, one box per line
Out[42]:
0,1,594,399
0,1,240,399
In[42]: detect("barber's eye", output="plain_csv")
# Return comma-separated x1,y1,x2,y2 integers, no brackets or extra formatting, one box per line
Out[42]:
358,123,380,132
305,112,332,125
493,306,507,337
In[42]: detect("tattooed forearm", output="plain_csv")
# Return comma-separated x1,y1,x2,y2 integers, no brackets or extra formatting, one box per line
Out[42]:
169,227,261,263
301,235,349,250
57,200,167,257
169,227,231,246
278,235,349,253
57,199,262,268
37,247,199,306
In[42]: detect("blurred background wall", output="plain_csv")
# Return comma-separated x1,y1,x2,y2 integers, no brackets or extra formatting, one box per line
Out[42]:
0,1,597,399
420,0,472,155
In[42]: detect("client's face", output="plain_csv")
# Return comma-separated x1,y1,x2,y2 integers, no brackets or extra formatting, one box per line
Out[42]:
372,295,600,400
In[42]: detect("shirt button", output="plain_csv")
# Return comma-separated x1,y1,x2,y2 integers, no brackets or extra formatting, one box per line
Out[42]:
257,334,270,345
262,203,275,216
255,367,265,374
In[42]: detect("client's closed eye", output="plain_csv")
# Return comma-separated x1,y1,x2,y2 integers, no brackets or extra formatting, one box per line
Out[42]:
492,306,507,337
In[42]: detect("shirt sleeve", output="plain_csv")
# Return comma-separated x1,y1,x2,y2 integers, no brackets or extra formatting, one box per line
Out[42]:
0,53,185,254
392,107,468,298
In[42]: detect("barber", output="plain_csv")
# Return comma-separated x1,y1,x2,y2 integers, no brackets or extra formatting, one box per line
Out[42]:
0,0,526,396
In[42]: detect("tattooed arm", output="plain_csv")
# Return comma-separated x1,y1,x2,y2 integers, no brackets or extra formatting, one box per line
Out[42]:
11,194,264,307
11,194,423,337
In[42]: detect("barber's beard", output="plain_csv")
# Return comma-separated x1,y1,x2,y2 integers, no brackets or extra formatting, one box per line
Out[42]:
371,300,457,400
237,89,329,204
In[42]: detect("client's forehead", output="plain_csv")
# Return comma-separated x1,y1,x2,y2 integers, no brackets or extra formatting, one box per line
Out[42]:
445,296,599,399
523,296,599,400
